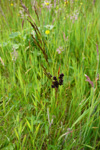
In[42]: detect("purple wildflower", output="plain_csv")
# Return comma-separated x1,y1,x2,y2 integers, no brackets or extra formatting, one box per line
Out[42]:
70,10,79,23
63,32,69,41
96,74,99,81
85,74,94,87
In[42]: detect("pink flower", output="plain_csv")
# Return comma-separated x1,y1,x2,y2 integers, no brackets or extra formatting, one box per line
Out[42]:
56,47,63,54
85,74,94,87
63,32,69,41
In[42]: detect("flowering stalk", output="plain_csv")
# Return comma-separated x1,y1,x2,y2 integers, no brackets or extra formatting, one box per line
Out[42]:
20,0,48,64
51,73,64,99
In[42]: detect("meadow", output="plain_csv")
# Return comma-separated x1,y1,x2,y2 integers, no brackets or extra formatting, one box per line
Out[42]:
0,0,100,149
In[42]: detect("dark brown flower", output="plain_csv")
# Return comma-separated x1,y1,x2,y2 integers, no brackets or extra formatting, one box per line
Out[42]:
59,73,64,78
51,85,55,88
53,76,57,80
51,73,64,89
59,79,63,85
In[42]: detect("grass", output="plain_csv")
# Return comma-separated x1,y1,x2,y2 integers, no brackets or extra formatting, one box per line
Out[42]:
0,0,100,149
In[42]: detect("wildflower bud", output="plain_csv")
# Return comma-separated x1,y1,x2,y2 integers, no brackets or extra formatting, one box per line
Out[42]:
59,73,64,78
51,85,55,88
59,76,62,79
53,76,57,80
54,80,59,88
59,79,63,85
51,74,64,89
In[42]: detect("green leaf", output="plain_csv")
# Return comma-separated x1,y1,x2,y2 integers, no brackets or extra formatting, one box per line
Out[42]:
9,32,21,39
72,109,90,128
82,144,95,149
45,124,49,136
12,44,21,49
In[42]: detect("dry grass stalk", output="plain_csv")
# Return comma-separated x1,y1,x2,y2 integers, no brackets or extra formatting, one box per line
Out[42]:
20,0,48,63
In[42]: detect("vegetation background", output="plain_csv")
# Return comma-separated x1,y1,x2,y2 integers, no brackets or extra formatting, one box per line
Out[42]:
0,0,100,149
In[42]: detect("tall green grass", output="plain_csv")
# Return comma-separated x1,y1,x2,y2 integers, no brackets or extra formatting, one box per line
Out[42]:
0,0,100,149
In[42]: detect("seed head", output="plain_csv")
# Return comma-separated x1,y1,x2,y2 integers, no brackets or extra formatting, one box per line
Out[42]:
51,85,55,88
53,76,57,80
59,79,63,85
59,73,64,77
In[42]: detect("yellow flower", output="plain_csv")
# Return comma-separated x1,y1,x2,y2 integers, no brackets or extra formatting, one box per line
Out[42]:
80,2,83,5
11,3,13,6
45,30,50,35
64,17,66,20
45,2,50,6
64,1,68,6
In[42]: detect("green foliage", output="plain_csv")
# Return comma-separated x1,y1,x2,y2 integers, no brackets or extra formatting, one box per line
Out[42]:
0,0,100,149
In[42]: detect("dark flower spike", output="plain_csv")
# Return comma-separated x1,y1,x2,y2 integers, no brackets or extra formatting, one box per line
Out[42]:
52,80,59,88
51,85,55,88
53,76,57,80
59,73,64,77
52,81,55,84
54,80,59,88
51,73,64,89
59,73,64,85
59,79,63,85
59,76,63,79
